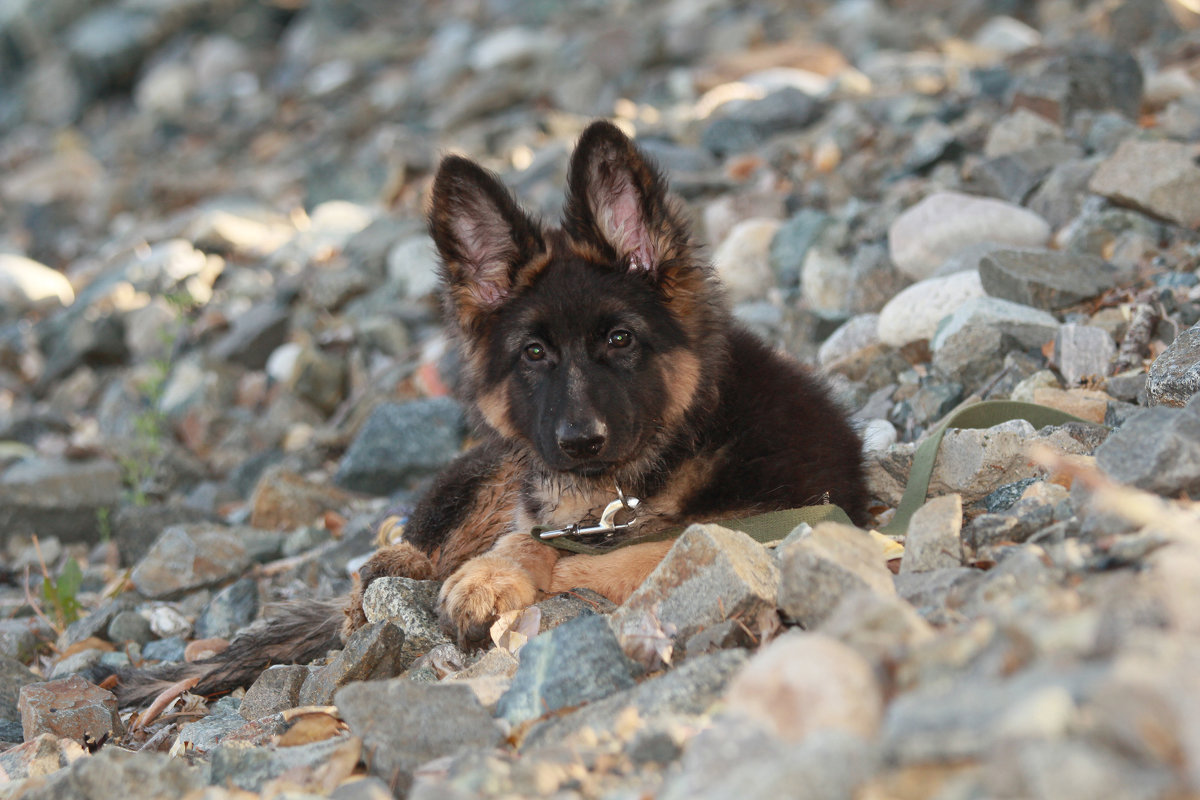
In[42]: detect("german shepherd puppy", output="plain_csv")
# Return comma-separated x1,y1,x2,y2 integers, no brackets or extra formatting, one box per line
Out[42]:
113,121,866,705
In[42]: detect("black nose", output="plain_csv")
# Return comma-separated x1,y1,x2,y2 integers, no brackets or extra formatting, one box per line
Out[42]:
557,421,607,459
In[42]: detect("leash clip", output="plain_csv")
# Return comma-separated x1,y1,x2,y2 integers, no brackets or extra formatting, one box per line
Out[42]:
539,488,641,540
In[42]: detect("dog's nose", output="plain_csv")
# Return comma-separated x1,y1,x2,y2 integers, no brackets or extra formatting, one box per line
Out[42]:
557,421,607,459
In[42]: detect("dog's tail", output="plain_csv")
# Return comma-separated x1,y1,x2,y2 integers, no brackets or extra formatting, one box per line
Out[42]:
110,598,346,708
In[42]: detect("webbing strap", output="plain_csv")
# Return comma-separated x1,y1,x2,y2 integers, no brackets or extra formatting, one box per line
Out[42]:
534,399,1099,553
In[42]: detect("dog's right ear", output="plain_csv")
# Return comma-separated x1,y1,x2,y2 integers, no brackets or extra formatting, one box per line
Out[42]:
429,156,545,328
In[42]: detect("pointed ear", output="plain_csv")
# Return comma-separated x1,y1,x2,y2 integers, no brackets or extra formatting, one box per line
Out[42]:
562,121,690,278
429,156,545,327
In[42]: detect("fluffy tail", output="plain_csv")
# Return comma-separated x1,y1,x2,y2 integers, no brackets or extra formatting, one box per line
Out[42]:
111,598,345,708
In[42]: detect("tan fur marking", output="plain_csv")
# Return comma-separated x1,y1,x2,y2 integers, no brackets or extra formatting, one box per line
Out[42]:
549,540,675,604
432,458,524,579
660,350,702,425
475,385,518,438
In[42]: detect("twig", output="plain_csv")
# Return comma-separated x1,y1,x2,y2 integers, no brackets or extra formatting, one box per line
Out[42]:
132,676,199,731
136,722,178,752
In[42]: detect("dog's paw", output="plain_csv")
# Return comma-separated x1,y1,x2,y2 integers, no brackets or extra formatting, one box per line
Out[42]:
438,555,538,649
342,542,435,640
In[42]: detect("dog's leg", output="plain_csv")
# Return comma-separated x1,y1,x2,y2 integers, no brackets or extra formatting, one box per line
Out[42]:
342,543,436,637
438,530,561,649
548,540,674,604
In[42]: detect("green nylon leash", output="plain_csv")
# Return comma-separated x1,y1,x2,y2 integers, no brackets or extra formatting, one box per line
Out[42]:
533,399,1100,554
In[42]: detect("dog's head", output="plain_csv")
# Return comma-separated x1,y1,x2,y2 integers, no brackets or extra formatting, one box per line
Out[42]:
428,121,727,478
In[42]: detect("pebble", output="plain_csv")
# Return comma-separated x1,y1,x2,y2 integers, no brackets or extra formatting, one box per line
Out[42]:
712,218,780,304
901,494,965,573
130,524,251,599
930,296,1060,352
18,674,122,743
0,253,75,316
1095,399,1200,497
1053,324,1117,385
775,522,895,628
888,192,1051,281
334,398,467,495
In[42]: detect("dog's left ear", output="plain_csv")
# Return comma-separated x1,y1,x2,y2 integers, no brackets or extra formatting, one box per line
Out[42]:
563,121,690,278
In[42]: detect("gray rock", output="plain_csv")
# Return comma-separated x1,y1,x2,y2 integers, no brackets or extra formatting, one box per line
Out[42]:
0,253,74,318
129,524,251,600
0,656,39,737
966,143,1083,205
141,636,187,663
239,665,312,721
701,87,822,155
298,621,405,706
1053,324,1116,385
0,619,48,663
877,269,986,347
776,522,895,628
334,398,466,494
0,457,121,546
931,324,1007,387
1095,400,1200,498
984,108,1065,158
980,249,1123,311
894,567,984,619
0,734,86,781
1011,43,1143,124
58,596,137,651
770,209,830,290
19,674,121,743
13,747,205,800
523,649,749,750
194,577,259,640
111,503,214,567
1089,139,1200,229
534,588,616,632
932,296,1060,352
1027,157,1103,230
819,590,934,663
106,610,154,646
983,478,1041,513
496,614,637,725
65,7,161,95
209,302,291,370
336,679,502,795
901,494,964,573
175,695,246,754
1147,323,1200,408
818,313,881,367
611,524,778,655
361,577,451,669
209,733,359,792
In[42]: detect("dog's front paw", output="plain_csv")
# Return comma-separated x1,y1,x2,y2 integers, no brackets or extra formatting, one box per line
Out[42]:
438,555,538,649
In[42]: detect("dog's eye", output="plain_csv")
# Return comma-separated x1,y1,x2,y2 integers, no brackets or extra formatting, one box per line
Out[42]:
607,330,633,348
524,343,546,361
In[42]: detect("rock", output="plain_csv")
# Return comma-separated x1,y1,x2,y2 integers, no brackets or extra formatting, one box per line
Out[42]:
336,679,502,795
288,345,348,414
194,577,259,640
984,108,1064,158
818,313,880,366
361,577,451,670
1053,325,1116,385
111,502,213,567
239,665,311,721
979,249,1123,311
249,466,359,531
385,234,443,300
888,192,1051,281
106,610,154,646
523,649,749,749
534,588,616,632
819,590,934,663
1095,400,1200,498
12,747,205,799
611,524,779,656
725,631,884,742
770,210,830,290
0,457,121,545
129,524,251,600
1030,387,1110,424
1088,139,1200,229
803,241,907,317
901,494,964,573
931,324,1007,387
334,398,466,494
141,636,187,663
174,695,249,754
966,143,1083,205
877,270,985,348
776,522,895,628
1011,43,1143,124
209,734,361,793
0,734,88,782
0,656,39,738
712,218,780,305
18,674,122,743
0,253,74,317
1027,157,1103,230
1147,323,1200,407
298,621,405,706
443,647,519,711
209,302,291,370
496,614,637,725
0,619,47,663
701,87,823,155
931,296,1060,352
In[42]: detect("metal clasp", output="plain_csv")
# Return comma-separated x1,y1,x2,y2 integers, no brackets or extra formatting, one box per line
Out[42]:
539,487,641,540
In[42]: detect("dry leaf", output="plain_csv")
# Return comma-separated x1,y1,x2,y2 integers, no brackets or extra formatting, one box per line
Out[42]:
277,712,346,747
184,637,229,662
490,606,541,654
61,637,114,658
615,608,675,671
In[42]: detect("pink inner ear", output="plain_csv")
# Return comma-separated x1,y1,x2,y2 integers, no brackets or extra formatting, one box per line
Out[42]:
453,213,512,307
600,174,656,274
